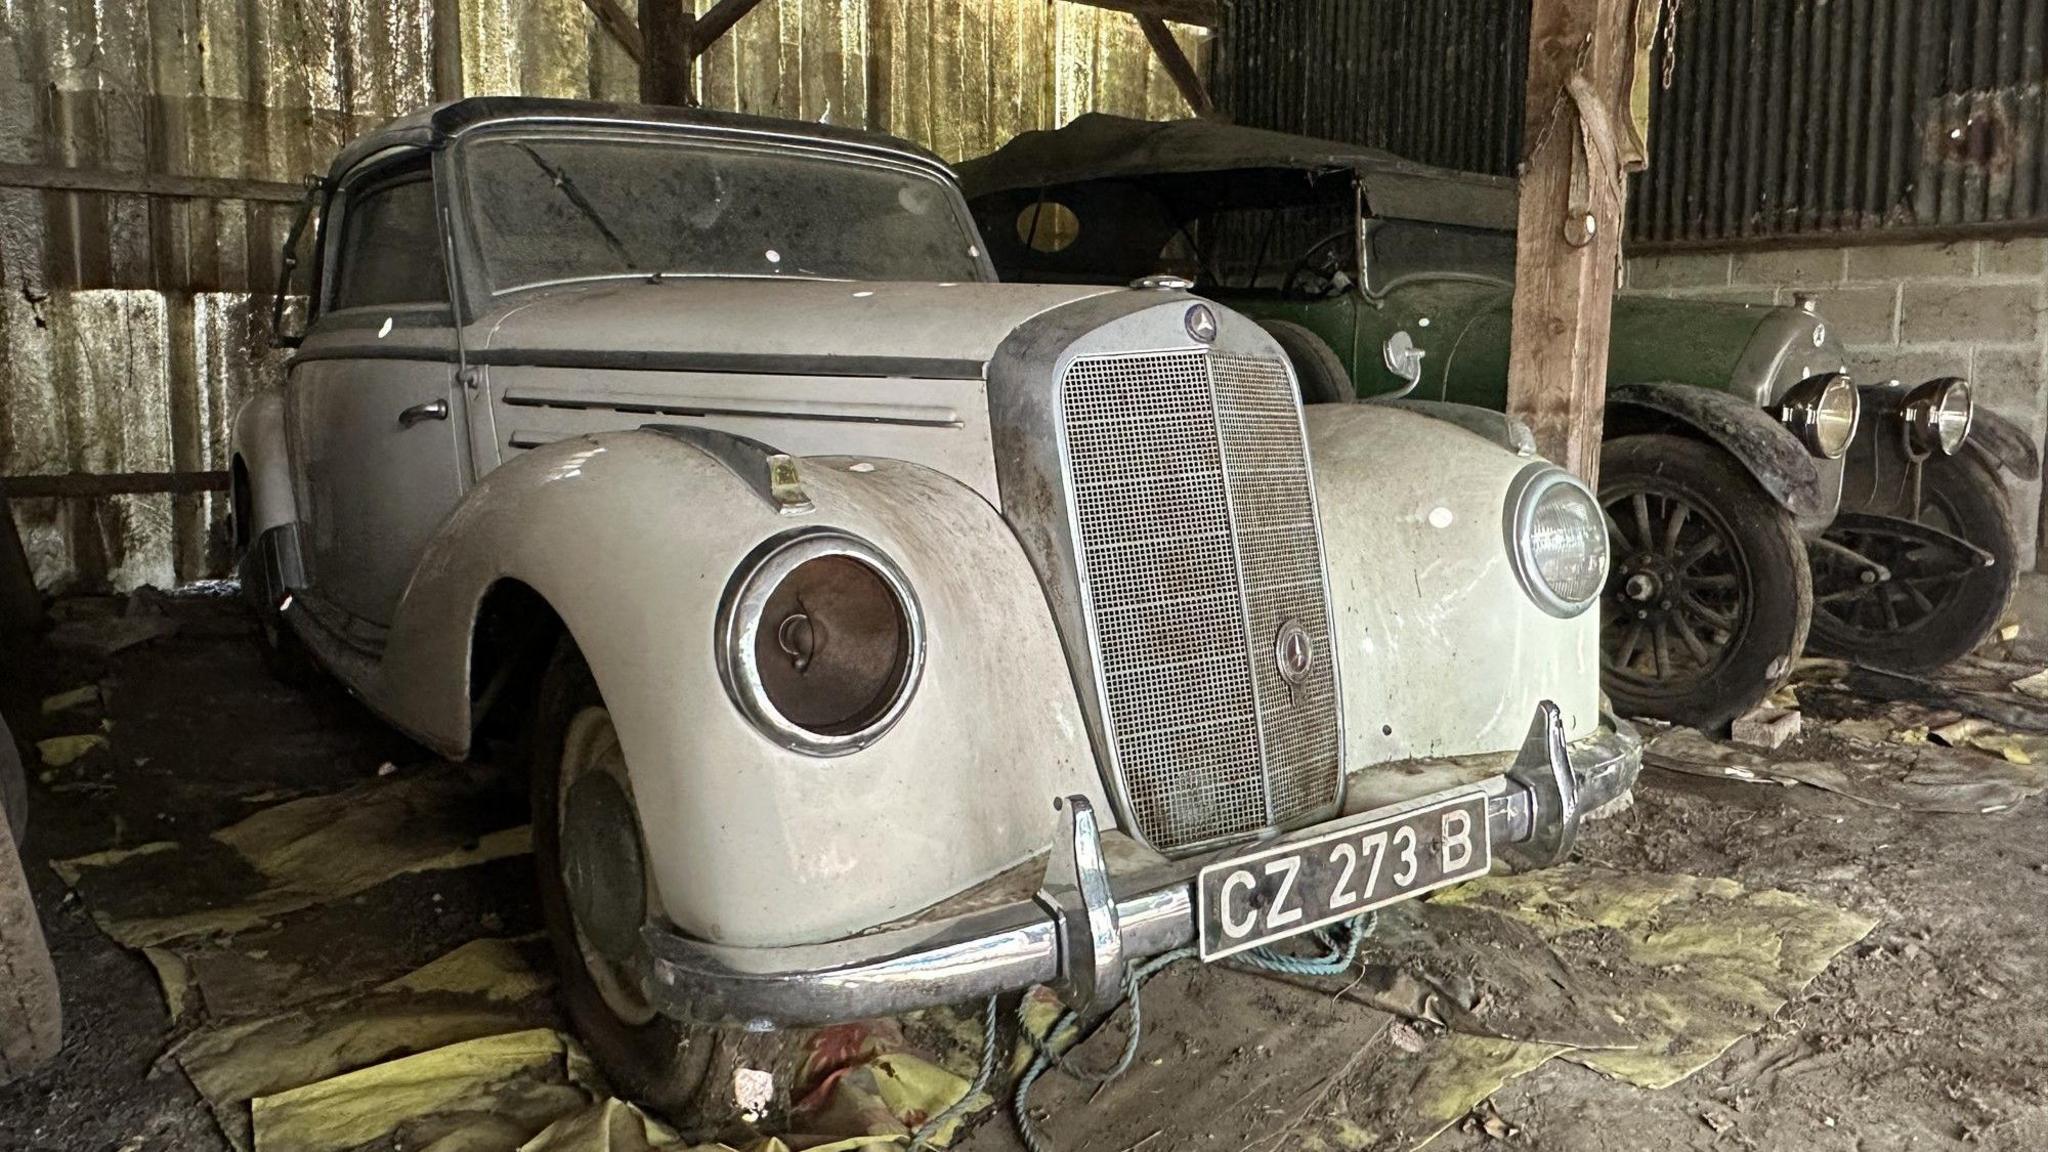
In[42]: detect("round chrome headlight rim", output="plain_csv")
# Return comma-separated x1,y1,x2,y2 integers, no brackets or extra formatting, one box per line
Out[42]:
1503,463,1611,619
1902,376,1974,459
1777,372,1862,460
715,529,926,758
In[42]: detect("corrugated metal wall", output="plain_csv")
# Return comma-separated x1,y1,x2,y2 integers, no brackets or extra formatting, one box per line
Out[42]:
1,0,1204,592
1218,0,2048,249
1212,0,1528,179
1637,0,2048,247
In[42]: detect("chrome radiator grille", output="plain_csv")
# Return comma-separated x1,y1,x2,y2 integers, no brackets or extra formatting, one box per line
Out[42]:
1060,350,1341,852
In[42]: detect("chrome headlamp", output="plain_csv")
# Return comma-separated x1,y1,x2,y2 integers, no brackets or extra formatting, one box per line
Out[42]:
1504,465,1610,618
1901,376,1973,459
1776,372,1861,459
717,530,925,757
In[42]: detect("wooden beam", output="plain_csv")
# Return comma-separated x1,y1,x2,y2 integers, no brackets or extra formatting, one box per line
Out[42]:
1063,0,1221,29
690,0,769,54
1503,0,1635,484
638,0,697,105
580,0,645,63
431,0,465,101
0,471,230,499
0,163,303,204
1137,15,1214,117
0,493,40,632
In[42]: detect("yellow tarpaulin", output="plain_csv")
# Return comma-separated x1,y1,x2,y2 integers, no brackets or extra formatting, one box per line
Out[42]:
50,764,530,947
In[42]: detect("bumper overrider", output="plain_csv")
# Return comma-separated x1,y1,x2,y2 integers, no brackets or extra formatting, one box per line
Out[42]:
643,701,1640,1029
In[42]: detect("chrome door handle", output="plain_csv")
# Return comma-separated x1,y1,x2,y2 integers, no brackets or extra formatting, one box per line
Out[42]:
398,399,450,428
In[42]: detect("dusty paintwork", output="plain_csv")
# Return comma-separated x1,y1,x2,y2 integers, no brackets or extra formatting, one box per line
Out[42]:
237,103,1632,949
0,0,1205,591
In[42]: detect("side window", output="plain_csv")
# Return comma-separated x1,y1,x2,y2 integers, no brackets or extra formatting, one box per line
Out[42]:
331,169,447,311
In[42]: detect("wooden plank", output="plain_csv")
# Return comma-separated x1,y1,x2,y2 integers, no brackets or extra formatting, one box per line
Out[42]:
1061,0,1220,30
580,0,647,63
0,162,302,204
0,471,231,499
0,493,41,632
639,0,696,104
692,0,771,54
1136,14,1213,116
432,0,466,100
1503,0,1635,484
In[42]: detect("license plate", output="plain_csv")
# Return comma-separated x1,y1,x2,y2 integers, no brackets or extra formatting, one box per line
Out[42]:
1196,789,1492,961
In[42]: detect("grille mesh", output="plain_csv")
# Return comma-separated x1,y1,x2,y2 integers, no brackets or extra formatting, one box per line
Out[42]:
1060,349,1340,851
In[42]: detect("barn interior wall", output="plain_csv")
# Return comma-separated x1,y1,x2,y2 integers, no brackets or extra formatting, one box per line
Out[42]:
1626,239,2048,568
0,0,1204,593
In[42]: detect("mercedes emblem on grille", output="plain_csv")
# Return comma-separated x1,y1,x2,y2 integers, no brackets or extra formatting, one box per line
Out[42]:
1274,620,1313,703
1185,303,1218,343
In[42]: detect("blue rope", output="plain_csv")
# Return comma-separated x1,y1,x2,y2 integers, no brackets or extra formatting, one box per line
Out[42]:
1011,912,1378,1152
908,993,1001,1151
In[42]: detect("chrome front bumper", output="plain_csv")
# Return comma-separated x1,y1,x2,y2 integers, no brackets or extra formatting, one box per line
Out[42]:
642,701,1641,1029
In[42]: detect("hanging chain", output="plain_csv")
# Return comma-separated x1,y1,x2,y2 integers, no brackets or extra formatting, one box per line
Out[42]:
1660,0,1685,89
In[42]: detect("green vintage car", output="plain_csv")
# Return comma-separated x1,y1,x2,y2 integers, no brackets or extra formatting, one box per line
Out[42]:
959,115,2034,728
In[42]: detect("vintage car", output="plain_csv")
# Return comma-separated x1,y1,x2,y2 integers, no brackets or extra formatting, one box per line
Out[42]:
232,97,1638,1118
958,114,2035,729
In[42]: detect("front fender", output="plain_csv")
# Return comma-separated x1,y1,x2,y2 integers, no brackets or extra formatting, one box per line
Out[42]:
1965,408,2042,479
1305,405,1601,767
230,390,298,544
372,429,1107,949
1605,382,1835,531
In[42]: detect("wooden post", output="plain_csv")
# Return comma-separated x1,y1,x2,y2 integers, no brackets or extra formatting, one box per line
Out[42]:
639,0,698,105
0,492,42,633
1503,0,1635,485
431,0,465,102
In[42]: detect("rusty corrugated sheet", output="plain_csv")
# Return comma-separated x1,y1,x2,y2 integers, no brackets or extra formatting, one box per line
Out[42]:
1218,0,2048,250
1637,0,2048,247
1213,0,1529,179
1,0,1205,592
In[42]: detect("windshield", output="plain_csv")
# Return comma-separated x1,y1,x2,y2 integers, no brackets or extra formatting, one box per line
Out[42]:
460,131,989,293
1367,220,1516,292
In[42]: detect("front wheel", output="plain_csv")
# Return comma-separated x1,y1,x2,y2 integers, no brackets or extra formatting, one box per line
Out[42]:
1598,435,1813,729
528,641,797,1128
1807,454,2018,673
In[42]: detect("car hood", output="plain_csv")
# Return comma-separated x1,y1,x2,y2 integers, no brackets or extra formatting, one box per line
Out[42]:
470,278,1122,372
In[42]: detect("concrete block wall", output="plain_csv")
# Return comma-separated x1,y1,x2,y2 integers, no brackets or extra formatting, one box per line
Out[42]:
1625,239,2048,565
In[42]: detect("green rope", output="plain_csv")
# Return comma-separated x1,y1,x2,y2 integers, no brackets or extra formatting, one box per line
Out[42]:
908,993,1001,1152
1011,912,1378,1152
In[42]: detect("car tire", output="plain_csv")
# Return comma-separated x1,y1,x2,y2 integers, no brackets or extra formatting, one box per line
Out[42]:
1599,434,1812,730
238,550,316,688
0,716,62,1085
1256,319,1352,405
1808,453,2019,673
529,639,801,1128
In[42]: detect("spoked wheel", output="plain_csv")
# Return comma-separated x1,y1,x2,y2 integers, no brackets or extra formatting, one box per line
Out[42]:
1807,454,2018,672
1598,435,1813,729
530,641,803,1129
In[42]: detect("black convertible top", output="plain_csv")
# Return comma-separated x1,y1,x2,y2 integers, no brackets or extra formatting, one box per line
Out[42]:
954,113,1517,231
327,97,947,184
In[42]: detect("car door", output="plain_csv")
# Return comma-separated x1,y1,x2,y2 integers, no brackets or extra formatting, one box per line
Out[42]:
286,154,467,632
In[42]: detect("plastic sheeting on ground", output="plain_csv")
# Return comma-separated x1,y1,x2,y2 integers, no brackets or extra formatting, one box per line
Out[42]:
49,762,530,947
1645,720,2048,813
1429,865,1877,1090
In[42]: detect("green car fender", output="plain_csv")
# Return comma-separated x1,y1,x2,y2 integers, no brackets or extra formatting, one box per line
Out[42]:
1604,383,1832,534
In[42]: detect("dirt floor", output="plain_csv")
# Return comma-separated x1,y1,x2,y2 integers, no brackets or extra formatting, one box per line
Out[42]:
2,591,2045,1151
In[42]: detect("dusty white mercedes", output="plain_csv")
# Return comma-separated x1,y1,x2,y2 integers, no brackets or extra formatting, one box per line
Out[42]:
232,97,1639,1109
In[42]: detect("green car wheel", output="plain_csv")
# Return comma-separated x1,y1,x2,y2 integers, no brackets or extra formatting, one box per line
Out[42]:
1599,435,1813,729
1807,454,2018,673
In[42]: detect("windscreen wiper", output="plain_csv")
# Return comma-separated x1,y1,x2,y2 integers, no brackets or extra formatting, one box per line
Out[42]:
513,143,636,269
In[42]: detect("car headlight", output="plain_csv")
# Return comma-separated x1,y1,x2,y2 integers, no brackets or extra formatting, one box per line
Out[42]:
1776,372,1860,459
717,530,924,756
1505,465,1609,618
1902,376,1973,458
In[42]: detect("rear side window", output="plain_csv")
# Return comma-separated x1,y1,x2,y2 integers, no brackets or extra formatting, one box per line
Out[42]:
331,172,446,310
